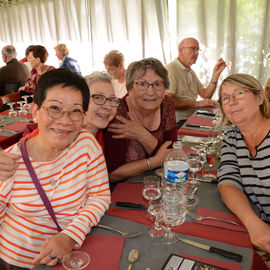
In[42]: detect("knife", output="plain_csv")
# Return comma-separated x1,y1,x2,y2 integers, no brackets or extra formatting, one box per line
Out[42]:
115,201,147,210
185,123,213,129
176,235,243,262
196,111,216,117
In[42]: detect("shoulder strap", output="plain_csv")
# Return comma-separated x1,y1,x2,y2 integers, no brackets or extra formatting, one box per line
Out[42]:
20,139,62,232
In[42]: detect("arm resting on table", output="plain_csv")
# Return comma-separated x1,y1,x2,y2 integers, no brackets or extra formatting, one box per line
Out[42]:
219,183,270,253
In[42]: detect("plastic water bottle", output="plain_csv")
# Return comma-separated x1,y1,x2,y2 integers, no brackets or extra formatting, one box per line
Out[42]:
163,141,189,225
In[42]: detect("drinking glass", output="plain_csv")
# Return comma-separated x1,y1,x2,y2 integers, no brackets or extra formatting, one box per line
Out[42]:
205,145,217,179
21,95,31,112
62,251,90,270
7,102,17,118
142,175,161,216
17,101,27,118
162,196,179,244
147,203,166,239
188,152,202,187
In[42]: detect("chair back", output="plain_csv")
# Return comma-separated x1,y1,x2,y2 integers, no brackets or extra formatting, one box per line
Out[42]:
1,91,21,104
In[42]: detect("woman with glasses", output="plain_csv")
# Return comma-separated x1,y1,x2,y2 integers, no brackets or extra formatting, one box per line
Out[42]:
0,71,119,182
103,57,177,182
217,74,270,257
0,69,110,269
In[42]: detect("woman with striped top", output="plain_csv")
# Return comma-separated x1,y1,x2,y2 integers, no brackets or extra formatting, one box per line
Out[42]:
0,69,111,269
217,74,270,256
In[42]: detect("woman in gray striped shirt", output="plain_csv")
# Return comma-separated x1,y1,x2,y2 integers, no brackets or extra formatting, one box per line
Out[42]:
218,73,270,256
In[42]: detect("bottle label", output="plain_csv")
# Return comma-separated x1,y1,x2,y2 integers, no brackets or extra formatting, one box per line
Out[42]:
164,168,189,183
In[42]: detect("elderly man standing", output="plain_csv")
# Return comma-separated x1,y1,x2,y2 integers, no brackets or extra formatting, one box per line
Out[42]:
0,45,30,95
166,38,226,127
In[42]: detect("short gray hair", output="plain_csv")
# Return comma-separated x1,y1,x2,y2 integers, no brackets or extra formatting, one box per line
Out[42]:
2,45,17,58
84,71,113,87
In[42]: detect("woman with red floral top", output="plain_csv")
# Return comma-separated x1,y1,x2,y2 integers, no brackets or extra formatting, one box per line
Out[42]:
19,45,55,94
103,58,177,182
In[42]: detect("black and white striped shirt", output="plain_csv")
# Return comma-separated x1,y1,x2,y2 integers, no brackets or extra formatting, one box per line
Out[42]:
218,126,270,224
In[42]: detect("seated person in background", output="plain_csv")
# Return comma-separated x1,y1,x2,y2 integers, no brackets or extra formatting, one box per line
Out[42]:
54,44,81,74
20,45,35,72
104,50,127,98
0,69,110,269
0,45,29,95
19,45,55,95
103,57,177,182
166,37,226,128
0,71,119,180
217,74,270,256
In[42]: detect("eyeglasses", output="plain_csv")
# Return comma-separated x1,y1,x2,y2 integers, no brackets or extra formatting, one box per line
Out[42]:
42,105,84,122
91,94,120,107
220,89,254,105
181,47,201,52
134,80,165,91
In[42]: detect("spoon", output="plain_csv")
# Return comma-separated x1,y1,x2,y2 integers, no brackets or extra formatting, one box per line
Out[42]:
127,249,139,270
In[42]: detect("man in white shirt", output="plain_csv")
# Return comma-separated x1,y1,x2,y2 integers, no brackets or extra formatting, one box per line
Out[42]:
166,38,226,127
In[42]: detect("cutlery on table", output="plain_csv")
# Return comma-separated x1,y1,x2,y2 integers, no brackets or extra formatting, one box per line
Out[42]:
176,235,243,262
97,224,143,239
127,249,139,270
115,201,147,210
187,211,240,226
185,123,212,129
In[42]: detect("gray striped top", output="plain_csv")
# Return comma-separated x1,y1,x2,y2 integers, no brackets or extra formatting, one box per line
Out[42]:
217,126,270,224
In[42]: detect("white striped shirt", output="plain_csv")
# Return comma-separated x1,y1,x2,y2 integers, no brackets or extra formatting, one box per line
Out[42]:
218,126,270,224
0,130,111,268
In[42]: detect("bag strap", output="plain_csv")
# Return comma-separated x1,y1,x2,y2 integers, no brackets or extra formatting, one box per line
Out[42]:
20,138,62,232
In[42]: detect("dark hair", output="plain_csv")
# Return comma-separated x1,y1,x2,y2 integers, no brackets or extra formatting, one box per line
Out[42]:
25,45,35,57
126,58,169,91
28,45,48,63
34,69,90,112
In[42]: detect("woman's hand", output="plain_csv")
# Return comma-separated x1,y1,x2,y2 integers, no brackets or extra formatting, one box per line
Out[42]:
32,232,76,266
247,218,270,254
150,141,172,168
108,114,147,140
0,151,20,181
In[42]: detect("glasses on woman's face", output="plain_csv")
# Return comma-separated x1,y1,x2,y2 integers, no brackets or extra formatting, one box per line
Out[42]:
134,80,165,91
91,94,120,107
42,105,84,122
220,89,254,105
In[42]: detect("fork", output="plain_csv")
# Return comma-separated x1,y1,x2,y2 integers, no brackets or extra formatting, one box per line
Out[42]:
97,224,143,238
187,211,240,226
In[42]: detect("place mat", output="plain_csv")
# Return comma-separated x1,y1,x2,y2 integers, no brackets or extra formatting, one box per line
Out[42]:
3,121,28,132
108,183,252,248
193,207,247,232
111,183,146,206
185,116,214,127
54,234,124,270
178,127,209,137
179,254,241,270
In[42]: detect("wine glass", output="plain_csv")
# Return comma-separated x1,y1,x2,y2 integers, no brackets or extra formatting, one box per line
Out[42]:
142,175,161,216
205,144,217,180
7,102,17,118
161,195,179,245
62,251,90,270
21,95,31,112
17,101,27,118
187,152,202,210
147,203,166,239
188,152,202,187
